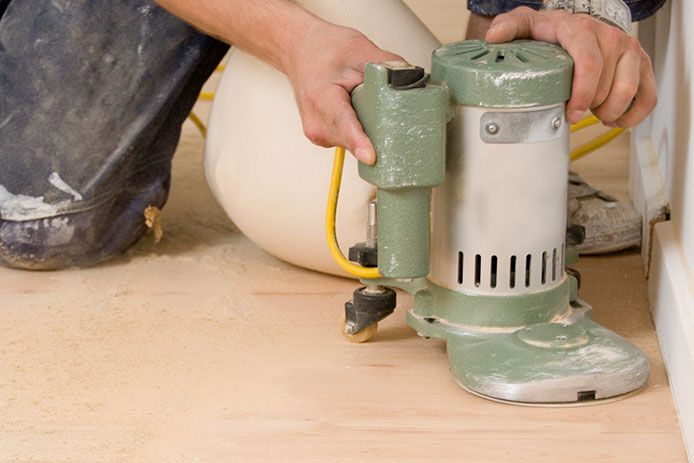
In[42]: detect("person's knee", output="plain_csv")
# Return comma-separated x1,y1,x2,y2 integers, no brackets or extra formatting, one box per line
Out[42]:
1,215,89,270
1,212,131,271
0,183,168,270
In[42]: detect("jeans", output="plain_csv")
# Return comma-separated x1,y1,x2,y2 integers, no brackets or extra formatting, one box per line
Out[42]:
466,0,666,22
0,0,228,269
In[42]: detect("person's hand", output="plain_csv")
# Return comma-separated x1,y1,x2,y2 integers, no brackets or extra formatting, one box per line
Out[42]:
484,7,657,127
156,0,401,164
284,21,403,164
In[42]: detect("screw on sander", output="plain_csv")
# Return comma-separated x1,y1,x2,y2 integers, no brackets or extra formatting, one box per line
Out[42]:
343,200,397,335
348,199,378,267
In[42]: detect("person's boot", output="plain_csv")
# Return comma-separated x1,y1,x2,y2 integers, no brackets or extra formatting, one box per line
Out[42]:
568,171,641,255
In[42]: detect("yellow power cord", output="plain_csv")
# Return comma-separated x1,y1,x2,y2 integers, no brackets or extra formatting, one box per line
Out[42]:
571,126,626,161
186,64,226,136
569,114,627,161
187,111,207,138
570,114,600,132
325,147,381,278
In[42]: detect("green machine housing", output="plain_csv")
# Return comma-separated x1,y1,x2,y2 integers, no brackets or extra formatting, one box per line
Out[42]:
347,40,649,404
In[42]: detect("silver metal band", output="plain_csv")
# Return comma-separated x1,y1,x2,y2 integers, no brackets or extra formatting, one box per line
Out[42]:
541,0,632,33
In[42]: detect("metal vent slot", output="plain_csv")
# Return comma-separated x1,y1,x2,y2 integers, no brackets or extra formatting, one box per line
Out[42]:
457,251,464,284
513,51,529,63
577,390,596,401
449,44,486,57
510,255,517,288
552,248,558,281
474,254,482,287
490,256,498,288
525,254,532,288
470,50,490,61
541,251,548,284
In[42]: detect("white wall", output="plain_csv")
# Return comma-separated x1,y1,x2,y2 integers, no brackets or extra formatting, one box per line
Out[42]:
633,1,694,459
649,1,694,261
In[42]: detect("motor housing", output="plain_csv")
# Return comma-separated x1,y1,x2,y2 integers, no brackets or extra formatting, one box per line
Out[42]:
351,40,650,404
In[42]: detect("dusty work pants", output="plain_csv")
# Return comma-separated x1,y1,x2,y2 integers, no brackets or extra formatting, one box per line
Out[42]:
0,0,228,269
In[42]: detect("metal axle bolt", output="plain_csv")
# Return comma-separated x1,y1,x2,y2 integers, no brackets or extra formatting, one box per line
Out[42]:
485,122,499,135
551,116,562,130
366,200,378,248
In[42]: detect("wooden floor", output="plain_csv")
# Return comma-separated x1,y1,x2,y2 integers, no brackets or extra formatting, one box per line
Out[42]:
0,2,686,461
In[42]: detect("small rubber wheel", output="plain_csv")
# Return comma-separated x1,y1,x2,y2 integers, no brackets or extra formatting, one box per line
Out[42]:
339,314,378,343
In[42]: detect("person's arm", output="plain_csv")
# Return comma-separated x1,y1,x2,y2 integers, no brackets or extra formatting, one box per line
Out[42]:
154,0,402,164
466,9,656,127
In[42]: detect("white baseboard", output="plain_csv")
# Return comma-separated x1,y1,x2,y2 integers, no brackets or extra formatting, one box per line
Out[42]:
629,135,670,276
649,221,694,461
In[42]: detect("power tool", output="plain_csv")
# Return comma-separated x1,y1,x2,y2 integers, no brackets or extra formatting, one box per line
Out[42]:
330,40,649,404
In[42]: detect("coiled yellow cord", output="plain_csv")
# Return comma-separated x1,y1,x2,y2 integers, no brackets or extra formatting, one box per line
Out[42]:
570,114,600,132
325,147,381,278
570,127,626,162
187,111,207,138
569,114,627,161
185,64,225,136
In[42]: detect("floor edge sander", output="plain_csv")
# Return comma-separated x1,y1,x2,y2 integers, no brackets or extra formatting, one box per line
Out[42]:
328,40,649,405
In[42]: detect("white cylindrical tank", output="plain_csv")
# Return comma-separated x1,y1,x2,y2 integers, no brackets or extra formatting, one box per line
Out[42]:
204,0,441,277
430,104,569,296
426,40,574,297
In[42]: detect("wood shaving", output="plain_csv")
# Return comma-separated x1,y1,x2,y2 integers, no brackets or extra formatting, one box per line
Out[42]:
144,205,163,243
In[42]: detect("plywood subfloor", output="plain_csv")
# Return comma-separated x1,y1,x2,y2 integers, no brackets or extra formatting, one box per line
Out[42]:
0,2,686,461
